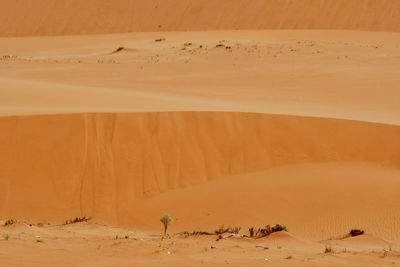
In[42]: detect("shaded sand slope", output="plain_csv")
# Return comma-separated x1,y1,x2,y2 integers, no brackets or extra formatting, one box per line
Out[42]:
0,112,399,239
132,163,400,240
1,0,400,36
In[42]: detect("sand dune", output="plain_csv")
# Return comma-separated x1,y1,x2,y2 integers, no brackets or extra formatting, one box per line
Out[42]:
1,30,400,124
1,112,399,240
1,0,400,36
1,2,400,264
1,30,399,242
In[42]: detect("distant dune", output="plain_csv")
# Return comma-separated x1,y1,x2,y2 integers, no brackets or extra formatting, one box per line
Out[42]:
1,0,400,36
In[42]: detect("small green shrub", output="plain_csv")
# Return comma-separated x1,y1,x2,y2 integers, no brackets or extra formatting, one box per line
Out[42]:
160,214,172,236
3,234,10,241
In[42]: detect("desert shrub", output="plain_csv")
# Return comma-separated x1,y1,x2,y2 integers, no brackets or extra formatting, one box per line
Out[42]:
160,214,172,236
179,230,213,238
4,219,16,226
65,216,91,225
231,226,241,234
247,224,288,238
272,224,287,232
324,245,333,253
349,229,364,237
248,227,255,238
155,38,166,42
256,225,272,238
214,225,230,235
3,234,10,241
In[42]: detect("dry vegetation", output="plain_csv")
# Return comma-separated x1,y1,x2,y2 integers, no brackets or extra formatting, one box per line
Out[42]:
3,219,16,227
179,223,288,240
349,229,364,237
64,216,91,225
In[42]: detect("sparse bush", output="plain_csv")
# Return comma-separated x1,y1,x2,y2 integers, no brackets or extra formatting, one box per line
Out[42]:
4,219,16,227
214,225,230,235
3,234,10,241
179,230,213,238
255,225,271,238
247,224,288,238
324,245,333,253
272,224,287,232
160,214,172,236
65,216,91,225
248,227,255,238
155,38,166,42
232,226,241,234
349,229,364,237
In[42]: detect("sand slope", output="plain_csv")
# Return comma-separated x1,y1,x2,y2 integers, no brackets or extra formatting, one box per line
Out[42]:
1,0,400,36
1,112,399,240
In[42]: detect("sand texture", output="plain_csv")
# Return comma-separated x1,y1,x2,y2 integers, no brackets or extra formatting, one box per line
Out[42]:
1,2,400,266
1,0,400,36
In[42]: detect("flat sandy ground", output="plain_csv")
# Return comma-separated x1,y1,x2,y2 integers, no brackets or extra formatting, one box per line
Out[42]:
1,220,400,267
1,29,400,266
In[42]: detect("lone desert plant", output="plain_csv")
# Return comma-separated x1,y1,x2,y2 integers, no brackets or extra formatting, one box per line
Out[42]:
3,234,10,241
160,214,172,236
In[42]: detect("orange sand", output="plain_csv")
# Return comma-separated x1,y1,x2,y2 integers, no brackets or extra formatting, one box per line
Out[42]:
1,0,400,36
1,2,400,266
